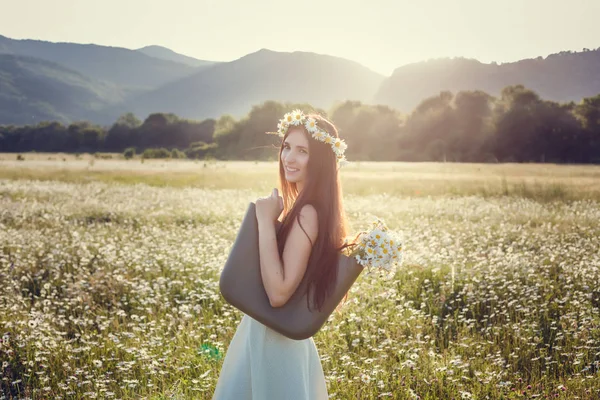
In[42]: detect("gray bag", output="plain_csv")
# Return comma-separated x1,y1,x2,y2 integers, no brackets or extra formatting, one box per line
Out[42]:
219,202,364,340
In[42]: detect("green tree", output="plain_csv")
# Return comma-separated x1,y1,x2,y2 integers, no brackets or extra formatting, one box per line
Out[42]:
400,91,455,161
123,147,136,159
574,94,600,162
451,90,495,162
492,85,543,162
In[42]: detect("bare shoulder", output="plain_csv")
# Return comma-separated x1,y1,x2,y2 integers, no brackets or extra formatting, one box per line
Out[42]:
299,203,318,222
297,204,318,243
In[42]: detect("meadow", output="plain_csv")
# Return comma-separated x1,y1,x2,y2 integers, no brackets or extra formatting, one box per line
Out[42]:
1,155,599,399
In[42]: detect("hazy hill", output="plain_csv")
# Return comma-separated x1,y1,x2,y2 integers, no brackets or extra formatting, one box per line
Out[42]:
2,33,599,126
136,45,217,68
0,35,195,90
120,49,385,120
0,54,122,125
375,48,600,111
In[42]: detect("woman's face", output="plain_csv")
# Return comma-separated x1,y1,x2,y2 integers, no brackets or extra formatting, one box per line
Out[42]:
281,128,309,188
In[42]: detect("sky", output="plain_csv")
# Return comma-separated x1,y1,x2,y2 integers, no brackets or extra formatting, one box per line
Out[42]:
1,0,599,75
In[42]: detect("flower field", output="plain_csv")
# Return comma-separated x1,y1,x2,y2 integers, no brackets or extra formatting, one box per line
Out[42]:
1,158,599,399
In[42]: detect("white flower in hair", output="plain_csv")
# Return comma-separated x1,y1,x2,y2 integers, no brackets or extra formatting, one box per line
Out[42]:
312,130,325,140
277,120,289,135
332,138,347,155
291,109,304,125
267,110,350,168
283,112,294,124
305,117,318,133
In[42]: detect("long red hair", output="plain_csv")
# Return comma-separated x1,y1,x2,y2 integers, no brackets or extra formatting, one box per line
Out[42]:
275,114,356,312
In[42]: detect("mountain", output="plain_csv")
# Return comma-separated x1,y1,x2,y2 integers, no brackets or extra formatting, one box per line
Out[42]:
375,48,600,111
1,33,599,126
0,54,123,125
119,49,385,120
136,45,217,68
0,35,195,90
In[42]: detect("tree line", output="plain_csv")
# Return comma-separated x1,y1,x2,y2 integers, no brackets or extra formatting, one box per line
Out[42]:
1,85,599,163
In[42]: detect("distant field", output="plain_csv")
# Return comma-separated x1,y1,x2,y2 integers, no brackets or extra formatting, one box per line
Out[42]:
2,154,600,201
1,156,599,399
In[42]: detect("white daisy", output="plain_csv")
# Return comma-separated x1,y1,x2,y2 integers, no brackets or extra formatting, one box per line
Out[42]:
372,229,385,244
334,138,347,153
305,117,318,133
312,131,325,141
290,109,304,125
331,139,345,155
277,120,289,136
283,113,294,124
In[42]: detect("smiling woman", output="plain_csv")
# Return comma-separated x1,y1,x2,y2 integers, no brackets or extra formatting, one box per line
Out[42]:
212,110,355,400
281,127,310,192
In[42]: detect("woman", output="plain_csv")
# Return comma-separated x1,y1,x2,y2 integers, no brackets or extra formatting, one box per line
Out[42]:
212,110,352,400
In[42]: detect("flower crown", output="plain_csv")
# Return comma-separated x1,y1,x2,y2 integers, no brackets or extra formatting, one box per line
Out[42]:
266,109,349,167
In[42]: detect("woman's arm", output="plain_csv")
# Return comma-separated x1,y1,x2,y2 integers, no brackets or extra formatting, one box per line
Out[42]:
258,204,318,307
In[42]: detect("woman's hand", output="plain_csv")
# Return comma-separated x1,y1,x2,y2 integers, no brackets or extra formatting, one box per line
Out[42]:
256,188,284,224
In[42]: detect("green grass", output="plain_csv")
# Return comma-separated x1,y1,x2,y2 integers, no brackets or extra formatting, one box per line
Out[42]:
1,158,600,202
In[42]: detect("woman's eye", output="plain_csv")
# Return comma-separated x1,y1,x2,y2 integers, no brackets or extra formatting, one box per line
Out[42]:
283,144,306,154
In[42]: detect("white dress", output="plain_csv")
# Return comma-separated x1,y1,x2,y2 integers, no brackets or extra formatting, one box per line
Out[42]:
212,313,329,399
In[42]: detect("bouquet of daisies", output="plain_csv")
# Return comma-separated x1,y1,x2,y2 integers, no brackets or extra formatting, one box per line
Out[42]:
345,218,403,278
